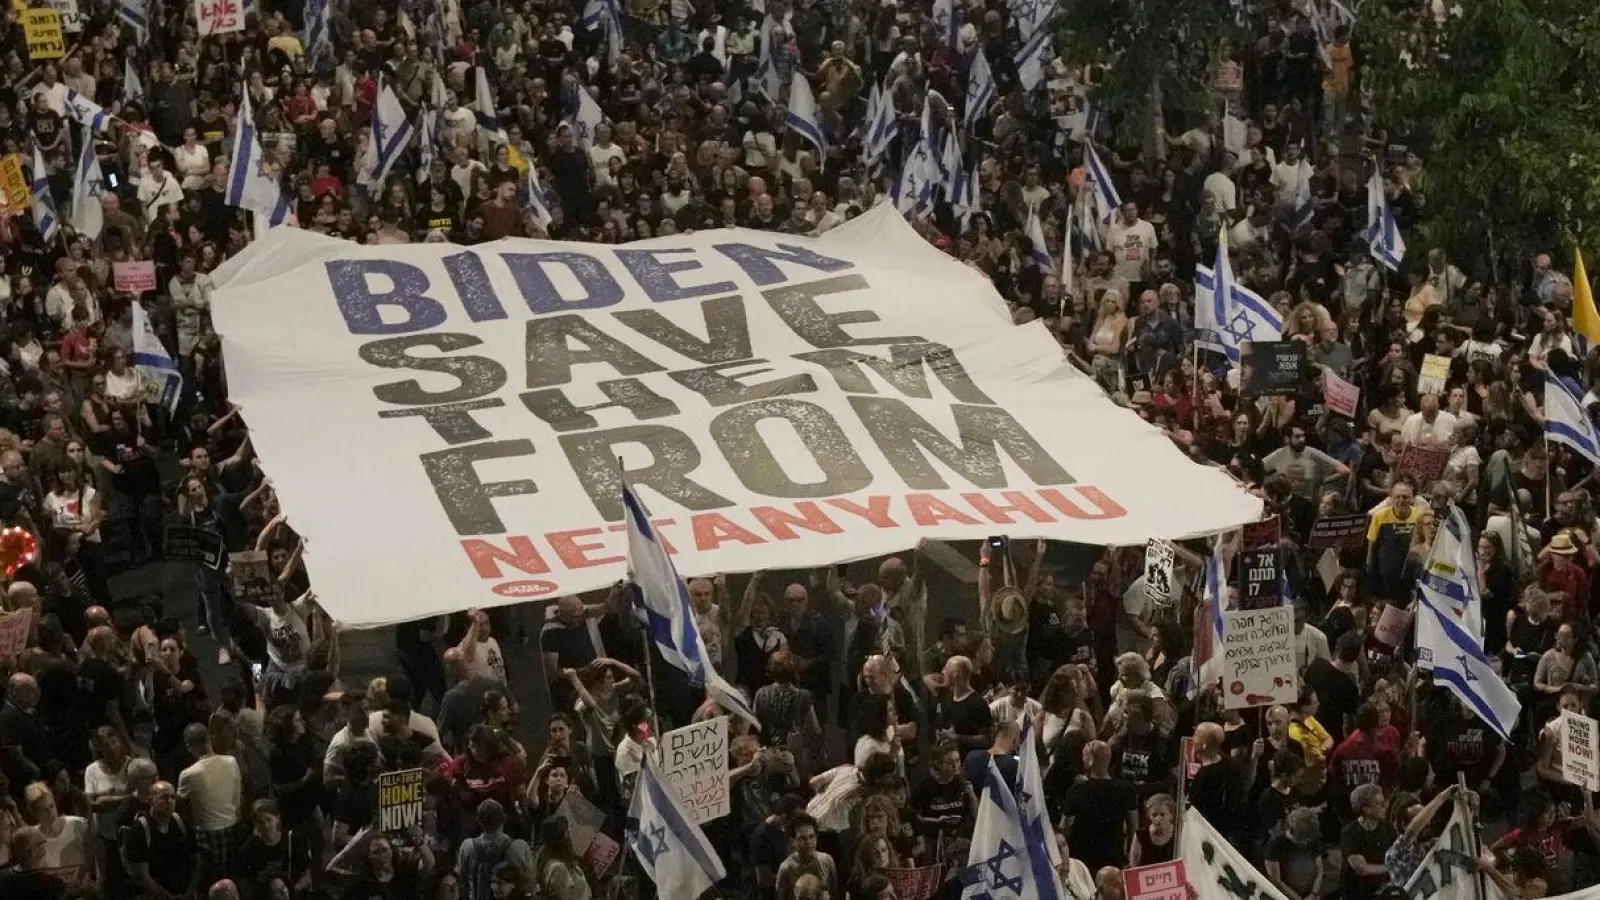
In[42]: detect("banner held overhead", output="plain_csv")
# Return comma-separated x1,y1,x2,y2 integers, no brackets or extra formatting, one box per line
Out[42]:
212,203,1261,626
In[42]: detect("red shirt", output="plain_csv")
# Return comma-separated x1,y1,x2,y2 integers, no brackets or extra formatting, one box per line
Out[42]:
1328,729,1399,796
1536,557,1588,621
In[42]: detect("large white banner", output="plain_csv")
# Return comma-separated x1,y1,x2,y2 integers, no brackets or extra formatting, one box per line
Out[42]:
213,204,1260,625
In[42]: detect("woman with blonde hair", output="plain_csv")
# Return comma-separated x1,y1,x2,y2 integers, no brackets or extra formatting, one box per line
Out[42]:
1284,300,1333,341
1088,290,1129,390
19,781,93,887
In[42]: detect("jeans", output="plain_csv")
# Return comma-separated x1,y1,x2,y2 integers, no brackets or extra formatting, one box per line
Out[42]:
197,566,229,647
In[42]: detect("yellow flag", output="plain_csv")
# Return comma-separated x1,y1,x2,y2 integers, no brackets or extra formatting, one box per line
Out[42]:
506,144,529,174
1576,249,1600,344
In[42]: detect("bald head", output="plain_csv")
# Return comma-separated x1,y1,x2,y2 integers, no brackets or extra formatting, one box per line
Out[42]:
209,880,241,900
442,646,466,679
878,557,906,591
86,625,115,657
84,605,109,627
1195,721,1225,758
1083,739,1112,774
5,581,36,611
6,672,36,709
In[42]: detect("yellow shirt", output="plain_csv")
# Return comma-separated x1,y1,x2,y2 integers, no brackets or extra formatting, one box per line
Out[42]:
1289,715,1331,769
1323,42,1354,93
268,34,305,60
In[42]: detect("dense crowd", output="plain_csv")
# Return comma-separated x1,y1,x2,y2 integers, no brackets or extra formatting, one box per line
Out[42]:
0,0,1595,900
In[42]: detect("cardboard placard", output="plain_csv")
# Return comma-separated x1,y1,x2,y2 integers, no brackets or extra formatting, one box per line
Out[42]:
1221,605,1297,709
44,0,83,32
1125,861,1188,900
884,866,945,900
113,260,158,294
1399,444,1450,486
377,768,426,832
164,524,224,569
23,10,65,60
194,0,243,34
1144,539,1176,605
1562,712,1600,792
660,715,729,824
228,550,280,605
1243,341,1306,398
0,154,29,217
1308,513,1369,550
0,607,32,659
1324,370,1360,418
579,832,622,880
1239,517,1282,610
1371,603,1413,650
1418,354,1451,396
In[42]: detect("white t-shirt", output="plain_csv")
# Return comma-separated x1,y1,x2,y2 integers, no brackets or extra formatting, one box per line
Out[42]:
467,636,508,684
1106,218,1158,284
44,487,98,540
988,696,1043,730
105,369,143,404
84,759,127,800
178,754,242,832
29,817,90,885
241,597,312,674
1399,409,1459,447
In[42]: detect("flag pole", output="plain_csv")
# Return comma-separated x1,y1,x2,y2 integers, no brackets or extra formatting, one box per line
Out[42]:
1459,771,1488,900
1544,434,1553,520
619,456,666,755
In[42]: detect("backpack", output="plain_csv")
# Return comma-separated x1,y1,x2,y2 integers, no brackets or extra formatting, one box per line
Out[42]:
465,832,512,900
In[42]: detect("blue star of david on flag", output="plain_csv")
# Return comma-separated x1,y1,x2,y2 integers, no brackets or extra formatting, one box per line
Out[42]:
960,839,1025,900
1225,308,1257,343
630,821,668,865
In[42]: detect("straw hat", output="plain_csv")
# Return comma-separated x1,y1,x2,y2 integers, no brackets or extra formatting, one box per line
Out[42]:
1548,532,1580,556
989,585,1029,634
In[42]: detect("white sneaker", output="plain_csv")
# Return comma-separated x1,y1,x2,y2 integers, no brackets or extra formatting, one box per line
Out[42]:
218,647,232,667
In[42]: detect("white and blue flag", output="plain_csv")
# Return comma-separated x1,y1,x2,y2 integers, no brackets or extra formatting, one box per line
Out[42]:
366,82,415,187
1083,142,1120,224
120,0,149,40
1366,165,1406,271
524,164,554,231
965,49,995,132
1025,209,1052,271
627,754,726,900
862,81,897,170
581,0,623,66
1546,373,1600,466
132,301,183,414
892,140,936,217
123,56,144,105
416,110,439,185
622,479,759,728
953,163,980,231
304,0,332,64
1014,0,1058,92
754,16,784,99
961,759,1049,900
1016,718,1065,893
473,67,508,146
65,91,113,132
70,125,104,240
785,74,827,157
932,0,958,49
572,86,605,152
225,89,292,226
28,145,59,244
1190,535,1228,697
1194,230,1284,363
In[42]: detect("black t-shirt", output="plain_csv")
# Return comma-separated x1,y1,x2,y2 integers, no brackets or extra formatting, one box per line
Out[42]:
76,656,126,731
1340,820,1398,900
1302,658,1361,745
343,864,424,900
121,813,195,892
1027,601,1069,673
1427,719,1501,786
1113,729,1176,796
935,690,993,741
1062,776,1139,871
909,774,968,838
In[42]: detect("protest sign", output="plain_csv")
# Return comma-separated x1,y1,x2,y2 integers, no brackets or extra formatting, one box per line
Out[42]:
228,551,280,604
44,0,83,31
885,866,945,900
23,10,65,60
377,768,426,832
1144,539,1175,605
1221,606,1297,709
1308,513,1368,550
208,204,1262,625
164,524,224,569
1418,354,1451,395
1180,736,1201,780
1125,861,1188,900
114,261,158,294
661,715,729,823
1371,603,1414,651
1324,370,1360,418
1238,517,1281,610
1399,444,1450,486
0,607,32,659
0,155,30,215
195,0,243,34
1244,341,1305,397
1563,712,1600,791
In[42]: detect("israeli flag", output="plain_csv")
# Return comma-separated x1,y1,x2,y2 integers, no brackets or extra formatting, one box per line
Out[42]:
627,754,726,900
416,110,438,185
785,74,827,157
953,163,980,231
1194,229,1284,363
225,89,292,226
473,67,508,146
1083,143,1120,223
622,479,759,728
1025,210,1052,271
965,49,995,132
862,82,897,170
1416,504,1485,638
754,16,784,99
1366,166,1406,271
367,82,415,187
892,140,936,217
1015,26,1054,92
1546,373,1600,466
1190,536,1227,697
1060,210,1076,301
1016,718,1065,893
572,86,605,152
1417,588,1520,742
120,0,148,40
70,125,104,240
961,759,1047,900
28,145,59,244
932,0,958,50
524,164,553,231
581,0,622,66
304,0,332,64
65,91,113,132
920,90,961,195
132,301,183,414
123,56,144,105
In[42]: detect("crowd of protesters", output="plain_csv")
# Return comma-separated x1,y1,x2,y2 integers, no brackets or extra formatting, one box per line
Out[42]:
0,0,1595,900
